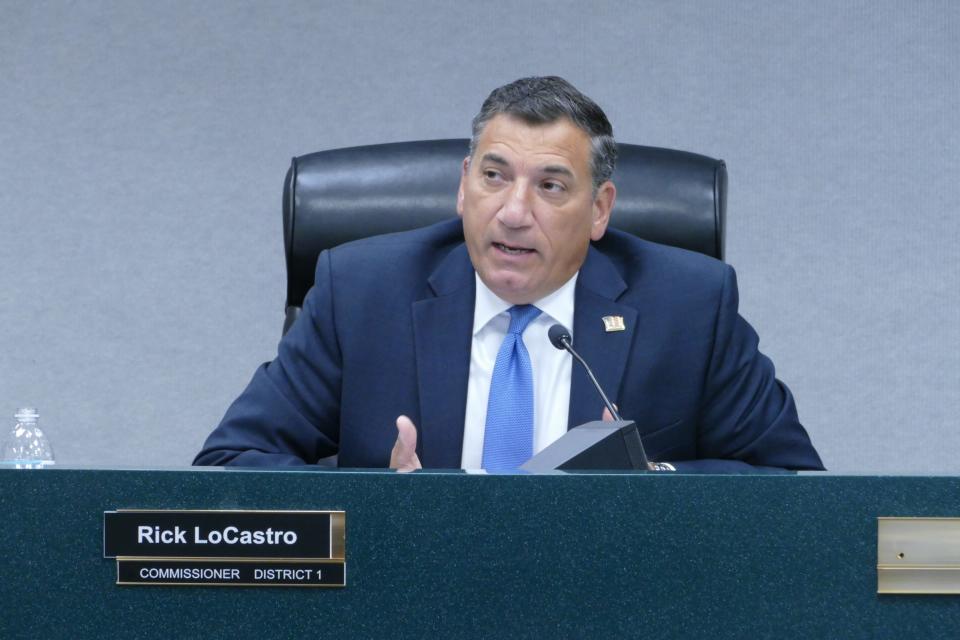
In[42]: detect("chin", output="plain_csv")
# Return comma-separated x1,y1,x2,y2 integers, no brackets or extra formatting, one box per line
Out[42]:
497,286,538,305
481,267,541,302
488,281,528,303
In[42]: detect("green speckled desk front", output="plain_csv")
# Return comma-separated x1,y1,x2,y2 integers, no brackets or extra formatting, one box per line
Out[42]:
1,468,958,639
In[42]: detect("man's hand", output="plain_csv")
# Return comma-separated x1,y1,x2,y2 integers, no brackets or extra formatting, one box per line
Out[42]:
390,415,423,472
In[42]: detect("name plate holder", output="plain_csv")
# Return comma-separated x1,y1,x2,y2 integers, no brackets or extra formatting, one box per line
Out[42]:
104,510,345,587
878,517,960,594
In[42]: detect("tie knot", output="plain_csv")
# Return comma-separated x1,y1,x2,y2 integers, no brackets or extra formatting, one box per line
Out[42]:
507,305,541,335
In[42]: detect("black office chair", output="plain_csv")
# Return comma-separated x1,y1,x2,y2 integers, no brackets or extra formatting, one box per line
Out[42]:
282,139,727,335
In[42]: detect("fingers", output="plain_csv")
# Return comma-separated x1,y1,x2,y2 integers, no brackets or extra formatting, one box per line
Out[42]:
390,415,423,472
601,404,618,422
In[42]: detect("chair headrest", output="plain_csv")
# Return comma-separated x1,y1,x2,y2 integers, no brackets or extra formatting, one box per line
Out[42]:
283,139,726,313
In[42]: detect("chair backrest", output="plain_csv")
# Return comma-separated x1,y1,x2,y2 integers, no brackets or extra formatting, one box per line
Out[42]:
282,139,727,334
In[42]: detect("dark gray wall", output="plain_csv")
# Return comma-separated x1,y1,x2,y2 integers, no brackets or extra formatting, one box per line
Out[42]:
2,1,957,471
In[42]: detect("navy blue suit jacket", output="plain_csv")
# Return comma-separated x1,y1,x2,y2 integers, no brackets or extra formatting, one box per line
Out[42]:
194,219,823,472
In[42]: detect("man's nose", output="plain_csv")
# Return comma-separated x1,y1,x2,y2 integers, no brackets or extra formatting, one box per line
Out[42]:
497,180,533,227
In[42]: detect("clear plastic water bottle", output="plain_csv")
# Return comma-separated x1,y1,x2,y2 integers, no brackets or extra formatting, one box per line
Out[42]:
1,407,55,468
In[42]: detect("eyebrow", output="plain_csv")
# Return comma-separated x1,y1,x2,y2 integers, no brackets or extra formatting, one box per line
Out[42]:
542,165,574,178
480,153,575,179
480,152,509,166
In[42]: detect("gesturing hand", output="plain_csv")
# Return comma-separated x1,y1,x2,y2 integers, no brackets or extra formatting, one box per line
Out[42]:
390,415,423,472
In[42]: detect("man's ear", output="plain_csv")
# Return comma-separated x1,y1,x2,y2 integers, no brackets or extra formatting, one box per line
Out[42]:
456,156,470,217
590,180,617,241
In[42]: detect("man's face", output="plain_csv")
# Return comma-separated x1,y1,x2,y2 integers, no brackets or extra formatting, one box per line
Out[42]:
457,114,616,305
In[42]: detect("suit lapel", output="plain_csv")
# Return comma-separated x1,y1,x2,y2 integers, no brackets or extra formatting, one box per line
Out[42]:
412,244,475,468
567,246,638,429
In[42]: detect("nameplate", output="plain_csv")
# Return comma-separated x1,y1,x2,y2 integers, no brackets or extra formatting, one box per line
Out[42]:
878,517,960,594
116,559,345,587
104,510,345,587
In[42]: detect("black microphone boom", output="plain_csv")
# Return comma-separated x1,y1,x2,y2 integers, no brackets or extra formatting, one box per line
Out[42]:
547,324,622,421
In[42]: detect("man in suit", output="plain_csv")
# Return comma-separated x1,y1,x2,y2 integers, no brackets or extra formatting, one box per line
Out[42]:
194,76,822,472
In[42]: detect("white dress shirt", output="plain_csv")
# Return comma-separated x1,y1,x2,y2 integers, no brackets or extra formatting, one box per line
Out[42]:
460,273,577,469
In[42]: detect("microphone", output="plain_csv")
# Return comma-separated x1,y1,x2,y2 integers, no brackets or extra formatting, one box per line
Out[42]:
520,323,651,472
548,324,622,421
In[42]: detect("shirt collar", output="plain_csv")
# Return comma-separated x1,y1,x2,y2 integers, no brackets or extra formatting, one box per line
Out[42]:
472,272,578,336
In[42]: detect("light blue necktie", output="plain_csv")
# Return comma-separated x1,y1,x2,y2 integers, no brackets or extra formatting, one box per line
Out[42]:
482,304,542,470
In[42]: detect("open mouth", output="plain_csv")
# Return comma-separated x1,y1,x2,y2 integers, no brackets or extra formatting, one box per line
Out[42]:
493,242,534,255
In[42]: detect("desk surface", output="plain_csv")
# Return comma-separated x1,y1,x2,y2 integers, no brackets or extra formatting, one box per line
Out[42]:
2,468,959,639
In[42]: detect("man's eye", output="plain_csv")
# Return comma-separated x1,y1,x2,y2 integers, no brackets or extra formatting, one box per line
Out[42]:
483,169,502,181
542,181,565,193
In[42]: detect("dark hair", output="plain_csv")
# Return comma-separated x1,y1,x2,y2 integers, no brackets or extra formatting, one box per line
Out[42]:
469,76,617,191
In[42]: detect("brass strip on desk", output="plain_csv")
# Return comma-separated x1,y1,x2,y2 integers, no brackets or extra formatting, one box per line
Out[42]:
330,512,346,560
878,517,960,594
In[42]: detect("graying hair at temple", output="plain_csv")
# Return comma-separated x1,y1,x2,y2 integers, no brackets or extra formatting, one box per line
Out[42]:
469,76,618,192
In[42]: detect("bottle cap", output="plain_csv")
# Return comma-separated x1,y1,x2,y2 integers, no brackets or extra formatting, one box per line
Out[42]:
14,407,39,421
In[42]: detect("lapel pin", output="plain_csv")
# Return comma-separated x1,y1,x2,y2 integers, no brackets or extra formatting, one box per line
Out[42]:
602,315,626,332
